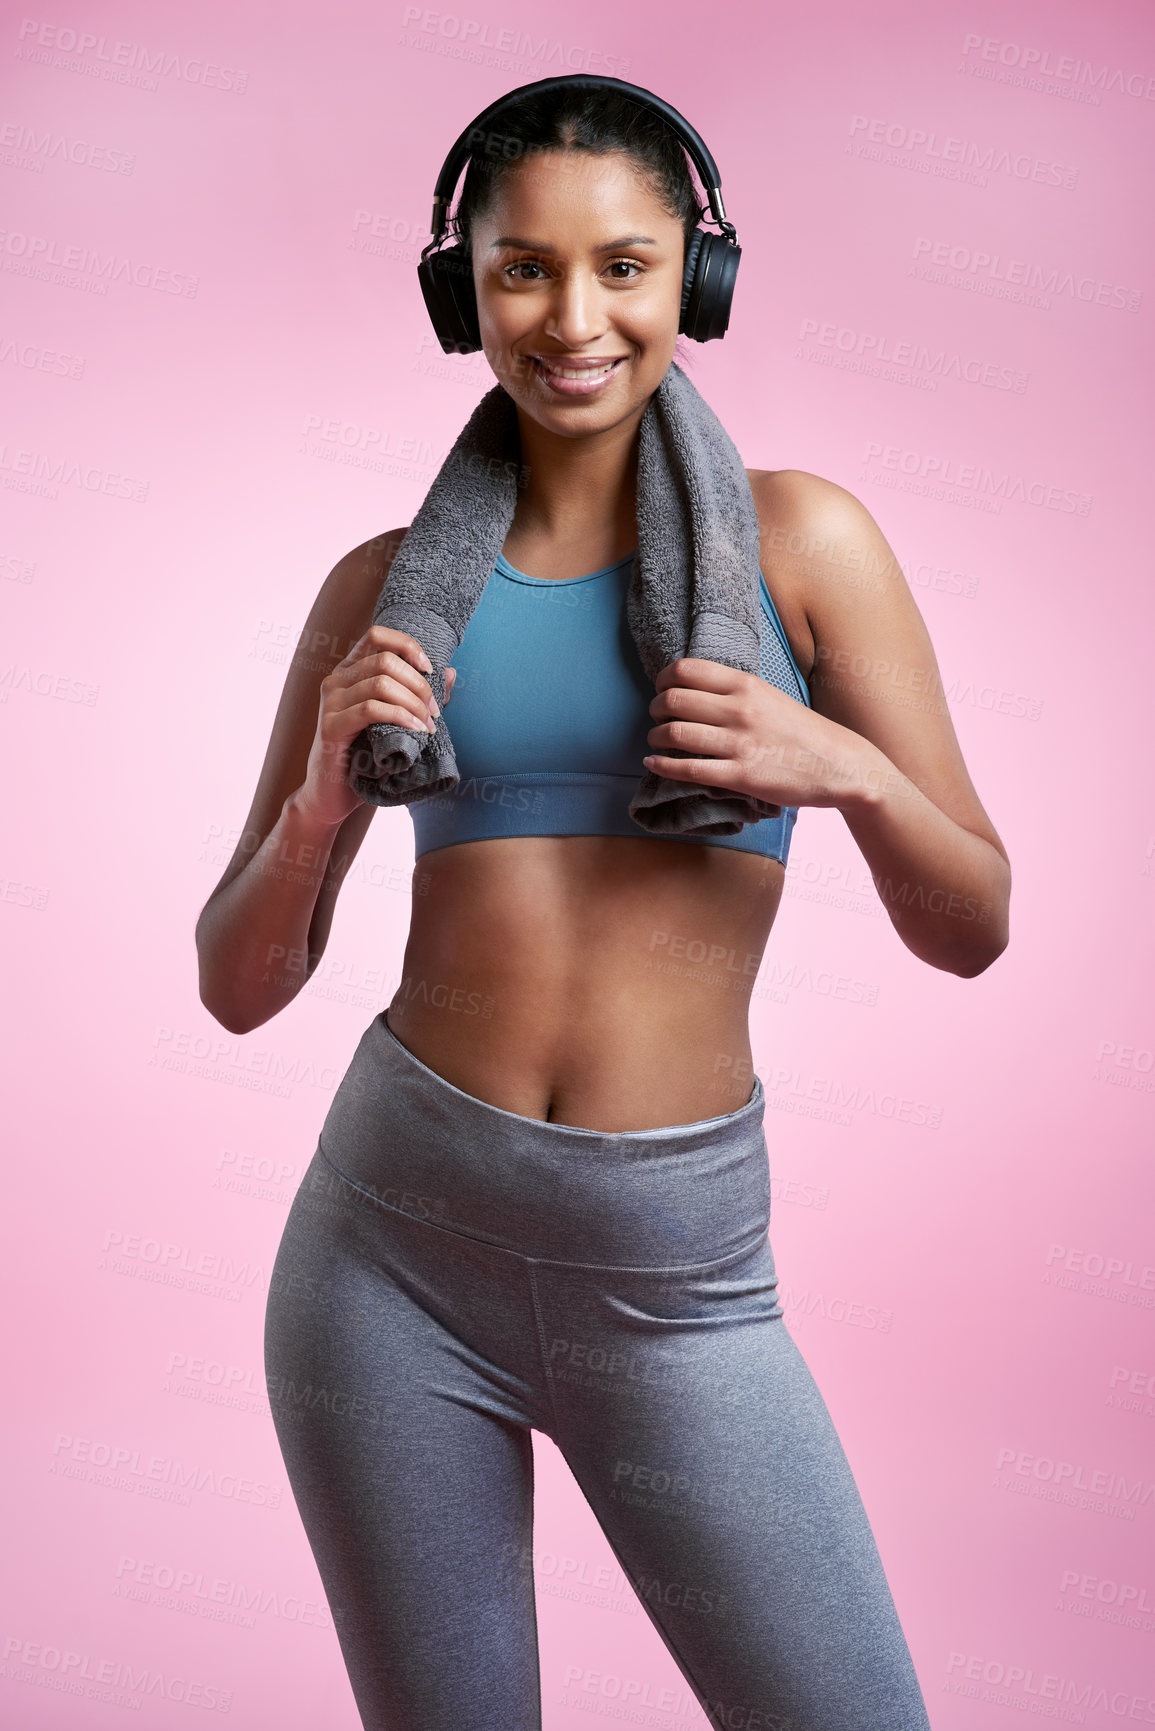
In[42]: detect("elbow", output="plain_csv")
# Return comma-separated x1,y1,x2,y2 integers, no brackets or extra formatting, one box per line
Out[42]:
951,934,1009,978
945,916,1010,978
195,938,253,1036
197,974,251,1037
899,901,1010,977
950,860,1011,977
195,942,299,1036
201,997,252,1037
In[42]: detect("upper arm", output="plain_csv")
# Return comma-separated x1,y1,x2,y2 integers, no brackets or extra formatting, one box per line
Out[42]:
202,527,409,908
750,469,1009,863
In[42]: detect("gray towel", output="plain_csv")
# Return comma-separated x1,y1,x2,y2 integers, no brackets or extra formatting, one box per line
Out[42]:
347,359,781,835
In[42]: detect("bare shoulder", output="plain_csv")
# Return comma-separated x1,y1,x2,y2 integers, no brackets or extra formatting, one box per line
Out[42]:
745,467,876,585
267,523,411,735
744,468,864,680
201,526,409,907
283,524,410,673
746,466,847,513
325,526,411,635
745,467,910,655
744,468,1007,859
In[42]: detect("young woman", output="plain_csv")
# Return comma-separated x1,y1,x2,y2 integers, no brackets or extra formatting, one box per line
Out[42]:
197,78,1009,1731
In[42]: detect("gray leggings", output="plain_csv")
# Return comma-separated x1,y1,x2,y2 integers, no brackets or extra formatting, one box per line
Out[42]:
264,1011,933,1731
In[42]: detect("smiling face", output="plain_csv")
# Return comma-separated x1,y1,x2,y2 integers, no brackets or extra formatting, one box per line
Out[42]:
469,149,687,439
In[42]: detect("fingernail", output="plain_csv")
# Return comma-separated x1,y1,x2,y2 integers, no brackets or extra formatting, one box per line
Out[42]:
418,653,433,672
428,697,440,717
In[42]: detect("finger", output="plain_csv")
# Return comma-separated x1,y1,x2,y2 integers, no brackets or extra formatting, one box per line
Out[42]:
641,750,739,785
342,646,439,713
643,750,783,816
342,671,437,730
445,666,457,704
344,699,434,734
653,657,747,694
361,625,433,674
648,686,738,725
646,718,734,758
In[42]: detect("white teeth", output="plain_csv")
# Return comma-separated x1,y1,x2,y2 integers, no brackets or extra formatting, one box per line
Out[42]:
538,359,619,380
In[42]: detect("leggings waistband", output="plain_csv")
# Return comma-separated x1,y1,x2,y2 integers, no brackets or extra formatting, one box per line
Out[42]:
315,1012,771,1269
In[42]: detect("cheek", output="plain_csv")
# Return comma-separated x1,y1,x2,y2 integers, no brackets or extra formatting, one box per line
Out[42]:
474,286,515,330
620,283,683,346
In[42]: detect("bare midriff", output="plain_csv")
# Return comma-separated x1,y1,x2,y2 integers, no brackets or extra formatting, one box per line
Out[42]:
384,834,786,1132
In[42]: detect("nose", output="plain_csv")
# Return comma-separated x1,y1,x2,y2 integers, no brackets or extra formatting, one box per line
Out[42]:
542,268,607,349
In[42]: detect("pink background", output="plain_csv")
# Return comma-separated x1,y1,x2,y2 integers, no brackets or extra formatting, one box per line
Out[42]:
3,0,1153,1724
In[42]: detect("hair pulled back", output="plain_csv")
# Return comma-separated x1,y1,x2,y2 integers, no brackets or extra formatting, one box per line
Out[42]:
449,84,704,261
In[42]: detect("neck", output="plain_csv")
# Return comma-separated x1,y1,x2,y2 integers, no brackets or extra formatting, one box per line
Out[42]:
509,404,644,550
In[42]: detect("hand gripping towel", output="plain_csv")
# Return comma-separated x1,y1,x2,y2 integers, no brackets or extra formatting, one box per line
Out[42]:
347,359,781,835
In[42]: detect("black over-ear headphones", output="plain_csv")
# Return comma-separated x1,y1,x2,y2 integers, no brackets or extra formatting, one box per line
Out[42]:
417,74,741,354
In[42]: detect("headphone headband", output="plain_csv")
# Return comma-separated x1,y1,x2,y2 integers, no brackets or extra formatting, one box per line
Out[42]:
425,74,735,249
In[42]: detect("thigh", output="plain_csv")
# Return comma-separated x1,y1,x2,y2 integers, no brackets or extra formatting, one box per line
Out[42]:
264,1149,543,1731
534,1236,932,1731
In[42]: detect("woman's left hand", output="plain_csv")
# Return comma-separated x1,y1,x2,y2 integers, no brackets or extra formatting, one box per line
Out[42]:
643,657,889,812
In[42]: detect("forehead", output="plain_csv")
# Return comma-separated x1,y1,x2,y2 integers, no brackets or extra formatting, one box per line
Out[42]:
475,150,681,238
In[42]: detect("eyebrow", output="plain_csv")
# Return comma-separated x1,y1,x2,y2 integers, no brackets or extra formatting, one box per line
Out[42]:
489,234,660,253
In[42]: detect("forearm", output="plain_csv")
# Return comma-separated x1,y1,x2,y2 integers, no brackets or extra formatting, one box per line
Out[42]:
195,790,352,1033
836,745,1011,976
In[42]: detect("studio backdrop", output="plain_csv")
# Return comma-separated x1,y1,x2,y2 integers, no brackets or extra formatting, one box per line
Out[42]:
3,0,1152,1726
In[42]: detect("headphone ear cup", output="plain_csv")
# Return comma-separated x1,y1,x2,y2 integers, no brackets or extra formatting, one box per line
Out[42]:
678,229,705,329
679,228,741,342
417,244,482,354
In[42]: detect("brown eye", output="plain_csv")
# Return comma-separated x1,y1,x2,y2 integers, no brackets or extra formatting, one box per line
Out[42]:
505,260,546,281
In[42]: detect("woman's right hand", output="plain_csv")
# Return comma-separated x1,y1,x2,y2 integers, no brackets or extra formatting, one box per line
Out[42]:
295,626,456,829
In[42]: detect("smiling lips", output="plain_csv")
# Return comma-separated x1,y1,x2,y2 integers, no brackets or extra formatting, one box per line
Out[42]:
529,354,627,396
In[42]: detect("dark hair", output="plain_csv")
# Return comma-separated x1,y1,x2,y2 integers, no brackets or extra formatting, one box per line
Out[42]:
448,85,704,262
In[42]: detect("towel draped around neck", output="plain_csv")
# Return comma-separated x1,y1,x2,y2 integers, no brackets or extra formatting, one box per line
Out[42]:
347,359,780,836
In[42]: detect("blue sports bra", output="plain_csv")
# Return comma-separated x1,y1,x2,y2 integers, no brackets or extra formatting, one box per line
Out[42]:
410,549,812,862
